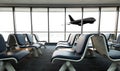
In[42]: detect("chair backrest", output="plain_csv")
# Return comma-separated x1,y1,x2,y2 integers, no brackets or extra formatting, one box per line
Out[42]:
66,34,71,42
33,34,40,42
25,34,34,44
117,34,120,43
104,33,110,40
69,34,80,46
0,34,7,53
14,34,27,45
7,34,17,47
91,34,109,57
66,34,73,43
74,34,92,54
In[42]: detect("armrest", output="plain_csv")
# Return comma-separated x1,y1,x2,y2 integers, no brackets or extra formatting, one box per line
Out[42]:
112,40,117,43
113,44,120,48
38,40,47,43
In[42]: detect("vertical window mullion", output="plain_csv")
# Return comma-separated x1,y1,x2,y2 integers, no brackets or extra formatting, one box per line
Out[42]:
115,7,119,39
12,7,16,34
64,8,66,40
30,7,33,34
98,7,101,34
81,7,84,34
48,8,50,43
15,8,31,33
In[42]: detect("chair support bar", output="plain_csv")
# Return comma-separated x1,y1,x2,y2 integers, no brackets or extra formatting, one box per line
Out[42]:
107,62,120,71
59,61,76,71
0,61,15,71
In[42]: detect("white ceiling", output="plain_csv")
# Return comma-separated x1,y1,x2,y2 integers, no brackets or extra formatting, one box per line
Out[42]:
0,0,120,7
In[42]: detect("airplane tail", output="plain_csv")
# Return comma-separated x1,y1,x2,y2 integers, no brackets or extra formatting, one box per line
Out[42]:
68,15,74,21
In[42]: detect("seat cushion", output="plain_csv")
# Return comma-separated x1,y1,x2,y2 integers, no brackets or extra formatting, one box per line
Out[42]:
52,49,81,61
30,43,41,48
108,50,120,59
13,50,30,60
113,44,120,48
0,50,30,61
57,42,70,46
56,45,72,49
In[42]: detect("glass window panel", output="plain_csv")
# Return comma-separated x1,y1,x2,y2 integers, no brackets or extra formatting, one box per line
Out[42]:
49,8,65,31
117,7,120,32
66,8,82,33
32,8,48,31
83,8,99,33
33,33,48,42
100,7,116,33
49,8,65,42
50,33,64,42
2,33,12,41
32,8,48,42
15,8,31,33
0,7,14,40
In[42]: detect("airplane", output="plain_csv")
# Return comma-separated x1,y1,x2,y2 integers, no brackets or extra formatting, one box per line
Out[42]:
68,14,96,26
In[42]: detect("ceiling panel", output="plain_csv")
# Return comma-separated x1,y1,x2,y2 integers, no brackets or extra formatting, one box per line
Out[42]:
0,0,119,7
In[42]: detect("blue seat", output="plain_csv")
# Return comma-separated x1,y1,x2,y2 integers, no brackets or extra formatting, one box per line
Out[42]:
51,34,92,71
55,34,80,49
25,34,42,48
24,34,43,56
112,34,120,43
33,34,47,48
110,34,120,50
0,34,30,71
14,34,41,57
108,34,119,46
14,34,28,48
91,34,120,71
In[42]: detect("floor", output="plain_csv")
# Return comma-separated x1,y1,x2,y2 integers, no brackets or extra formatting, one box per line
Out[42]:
14,44,111,71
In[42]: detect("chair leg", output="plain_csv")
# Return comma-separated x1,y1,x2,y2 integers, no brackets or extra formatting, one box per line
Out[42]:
59,62,67,71
66,61,76,71
5,62,15,71
59,61,76,71
40,42,46,49
107,62,117,71
43,45,46,49
37,48,42,55
0,61,4,71
116,62,120,71
33,48,39,57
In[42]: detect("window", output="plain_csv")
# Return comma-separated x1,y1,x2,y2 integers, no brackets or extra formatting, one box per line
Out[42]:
32,8,48,42
0,7,14,40
49,8,65,42
117,7,120,33
66,8,82,33
83,8,99,33
0,7,118,42
100,7,116,33
15,8,31,33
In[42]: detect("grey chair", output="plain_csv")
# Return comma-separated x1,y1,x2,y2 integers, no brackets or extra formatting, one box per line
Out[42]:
51,34,92,71
8,34,41,57
57,34,71,45
24,34,43,56
91,34,120,71
0,34,30,71
56,34,80,49
33,34,47,48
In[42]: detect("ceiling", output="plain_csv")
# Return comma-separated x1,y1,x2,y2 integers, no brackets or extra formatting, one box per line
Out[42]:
0,0,120,7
